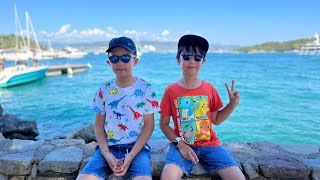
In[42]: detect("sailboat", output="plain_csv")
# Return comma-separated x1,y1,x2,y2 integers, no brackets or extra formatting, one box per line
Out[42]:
0,5,47,88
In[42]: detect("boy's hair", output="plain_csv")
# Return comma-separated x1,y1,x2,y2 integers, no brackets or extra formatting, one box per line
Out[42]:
106,36,137,56
176,34,209,58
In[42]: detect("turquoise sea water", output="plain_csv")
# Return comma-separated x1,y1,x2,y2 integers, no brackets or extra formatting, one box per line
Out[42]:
1,53,319,145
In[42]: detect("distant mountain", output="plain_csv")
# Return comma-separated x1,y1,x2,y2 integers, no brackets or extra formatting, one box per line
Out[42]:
50,40,239,53
0,34,47,49
234,38,313,52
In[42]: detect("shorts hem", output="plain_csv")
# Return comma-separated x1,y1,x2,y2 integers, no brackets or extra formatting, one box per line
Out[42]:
165,162,190,177
79,171,105,180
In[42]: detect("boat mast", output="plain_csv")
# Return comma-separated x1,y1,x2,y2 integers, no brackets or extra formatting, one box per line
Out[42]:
14,4,26,50
25,12,41,51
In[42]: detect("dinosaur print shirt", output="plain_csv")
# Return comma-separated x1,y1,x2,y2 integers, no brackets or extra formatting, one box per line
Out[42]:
160,81,223,147
91,77,159,145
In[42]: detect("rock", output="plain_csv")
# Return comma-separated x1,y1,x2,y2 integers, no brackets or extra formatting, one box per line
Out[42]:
68,124,96,143
256,154,311,179
0,114,38,140
0,105,3,117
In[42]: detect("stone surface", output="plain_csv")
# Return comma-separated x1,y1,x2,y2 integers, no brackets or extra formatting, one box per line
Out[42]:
256,155,311,179
38,146,83,174
279,144,320,156
0,152,34,175
0,139,319,179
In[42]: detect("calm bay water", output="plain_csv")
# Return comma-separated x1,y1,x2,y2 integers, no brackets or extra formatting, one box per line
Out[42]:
1,53,319,145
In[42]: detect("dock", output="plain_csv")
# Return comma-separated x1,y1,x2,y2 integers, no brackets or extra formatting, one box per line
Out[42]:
46,63,92,76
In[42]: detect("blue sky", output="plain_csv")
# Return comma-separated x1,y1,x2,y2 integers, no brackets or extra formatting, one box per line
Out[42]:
1,0,320,46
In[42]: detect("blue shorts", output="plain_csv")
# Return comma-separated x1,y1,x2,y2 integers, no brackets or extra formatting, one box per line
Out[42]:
79,143,151,179
165,144,239,176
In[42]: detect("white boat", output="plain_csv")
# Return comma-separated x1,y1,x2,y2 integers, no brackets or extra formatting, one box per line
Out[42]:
59,46,87,59
0,5,48,88
0,61,47,88
299,32,320,55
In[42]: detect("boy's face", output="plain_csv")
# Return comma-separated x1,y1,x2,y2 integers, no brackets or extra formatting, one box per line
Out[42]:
107,47,138,79
177,46,206,76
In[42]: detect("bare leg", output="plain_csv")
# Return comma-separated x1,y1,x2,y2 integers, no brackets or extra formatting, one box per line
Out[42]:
218,166,245,180
132,176,152,180
160,164,184,180
76,174,100,180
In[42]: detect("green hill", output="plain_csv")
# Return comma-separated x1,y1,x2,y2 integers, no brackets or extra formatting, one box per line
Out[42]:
234,38,313,52
0,34,46,49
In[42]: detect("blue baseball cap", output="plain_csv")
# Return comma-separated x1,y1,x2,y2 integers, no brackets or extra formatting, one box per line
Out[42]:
106,36,137,53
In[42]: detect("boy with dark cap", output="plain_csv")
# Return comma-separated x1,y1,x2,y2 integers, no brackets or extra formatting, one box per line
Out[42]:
160,34,245,179
77,36,159,180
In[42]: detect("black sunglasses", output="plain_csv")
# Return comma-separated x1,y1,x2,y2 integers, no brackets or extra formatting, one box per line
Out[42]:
180,54,204,62
109,55,134,64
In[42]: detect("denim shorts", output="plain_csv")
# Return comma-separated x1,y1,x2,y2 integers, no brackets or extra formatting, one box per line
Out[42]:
79,143,151,179
165,144,239,176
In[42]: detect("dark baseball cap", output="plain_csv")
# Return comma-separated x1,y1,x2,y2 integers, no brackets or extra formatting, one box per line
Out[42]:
106,36,136,53
178,34,209,53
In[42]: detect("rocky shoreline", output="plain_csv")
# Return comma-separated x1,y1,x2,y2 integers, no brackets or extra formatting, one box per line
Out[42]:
0,106,319,179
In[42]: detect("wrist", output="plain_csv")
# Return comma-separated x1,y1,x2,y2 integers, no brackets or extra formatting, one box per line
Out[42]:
126,153,135,159
228,102,237,109
172,137,182,146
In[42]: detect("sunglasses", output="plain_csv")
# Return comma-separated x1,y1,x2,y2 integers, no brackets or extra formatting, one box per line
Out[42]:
108,55,135,64
180,54,204,62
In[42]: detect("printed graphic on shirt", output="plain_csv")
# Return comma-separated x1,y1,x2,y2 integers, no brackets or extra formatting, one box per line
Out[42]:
91,78,159,145
178,96,210,145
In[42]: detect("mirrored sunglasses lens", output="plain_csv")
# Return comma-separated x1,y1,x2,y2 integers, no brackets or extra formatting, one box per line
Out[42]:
182,54,191,60
195,55,204,61
109,56,119,63
120,55,131,63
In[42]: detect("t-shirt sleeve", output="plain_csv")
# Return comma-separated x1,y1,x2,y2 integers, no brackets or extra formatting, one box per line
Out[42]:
144,85,160,114
210,85,224,112
160,87,172,116
90,87,106,115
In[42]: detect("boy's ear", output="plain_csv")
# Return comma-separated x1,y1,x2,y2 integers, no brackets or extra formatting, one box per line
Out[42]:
202,58,206,64
107,60,111,65
134,57,139,66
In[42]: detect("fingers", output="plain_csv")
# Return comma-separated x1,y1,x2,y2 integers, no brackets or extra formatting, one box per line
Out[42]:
225,83,231,96
189,151,199,164
231,80,235,91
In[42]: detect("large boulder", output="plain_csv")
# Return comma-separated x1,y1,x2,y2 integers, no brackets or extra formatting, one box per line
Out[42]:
0,113,39,140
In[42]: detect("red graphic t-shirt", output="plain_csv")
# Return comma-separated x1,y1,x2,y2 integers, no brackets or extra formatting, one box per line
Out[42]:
160,81,223,147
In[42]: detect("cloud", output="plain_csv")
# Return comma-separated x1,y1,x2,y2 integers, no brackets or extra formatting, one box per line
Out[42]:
38,25,176,43
58,25,71,33
161,30,170,37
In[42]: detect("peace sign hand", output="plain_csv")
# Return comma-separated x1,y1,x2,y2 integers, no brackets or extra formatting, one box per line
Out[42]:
225,80,240,108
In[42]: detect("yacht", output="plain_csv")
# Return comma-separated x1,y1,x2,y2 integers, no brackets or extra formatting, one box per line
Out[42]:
300,32,320,55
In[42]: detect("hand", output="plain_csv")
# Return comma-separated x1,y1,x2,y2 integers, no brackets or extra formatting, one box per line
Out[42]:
225,80,240,108
113,153,134,176
103,151,124,174
177,142,199,164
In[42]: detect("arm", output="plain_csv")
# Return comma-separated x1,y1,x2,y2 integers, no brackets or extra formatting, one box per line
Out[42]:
94,114,122,173
212,80,240,125
114,113,154,176
160,115,199,164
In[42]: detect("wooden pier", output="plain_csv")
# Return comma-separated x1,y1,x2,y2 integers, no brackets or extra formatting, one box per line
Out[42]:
46,63,92,76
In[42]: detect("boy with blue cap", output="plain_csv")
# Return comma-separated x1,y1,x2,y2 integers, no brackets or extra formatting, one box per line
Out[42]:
77,36,159,180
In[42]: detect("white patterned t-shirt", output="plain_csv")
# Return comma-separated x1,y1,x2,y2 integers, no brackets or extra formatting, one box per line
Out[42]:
91,77,159,145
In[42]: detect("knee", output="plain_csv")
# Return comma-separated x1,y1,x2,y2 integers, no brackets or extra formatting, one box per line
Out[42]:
161,164,183,180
